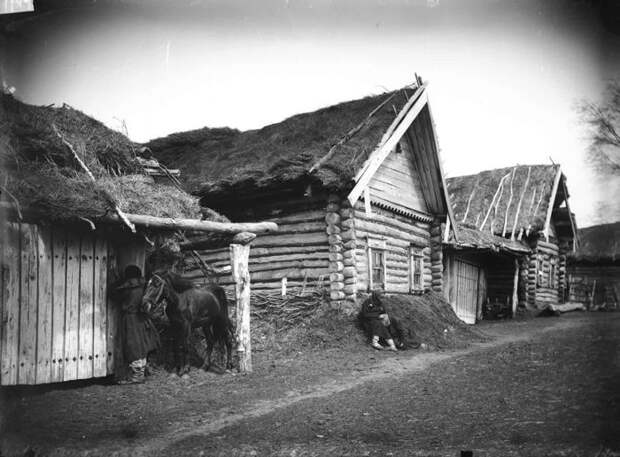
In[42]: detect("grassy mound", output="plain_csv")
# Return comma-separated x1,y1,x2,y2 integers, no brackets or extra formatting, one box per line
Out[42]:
362,292,487,350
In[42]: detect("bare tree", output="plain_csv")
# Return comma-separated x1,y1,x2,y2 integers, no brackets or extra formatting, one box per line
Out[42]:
580,80,620,174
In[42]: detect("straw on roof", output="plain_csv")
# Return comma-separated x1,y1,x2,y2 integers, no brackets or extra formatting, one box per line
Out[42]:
0,94,206,223
571,222,620,263
447,165,560,238
444,223,530,255
146,87,418,198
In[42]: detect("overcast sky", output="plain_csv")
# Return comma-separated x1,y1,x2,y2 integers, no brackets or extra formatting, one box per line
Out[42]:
3,0,619,227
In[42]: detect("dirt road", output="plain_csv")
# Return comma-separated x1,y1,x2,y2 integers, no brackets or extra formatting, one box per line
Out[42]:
2,313,619,456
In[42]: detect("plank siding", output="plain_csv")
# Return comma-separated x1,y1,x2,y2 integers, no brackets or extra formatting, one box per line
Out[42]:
78,235,95,380
63,234,81,381
0,222,132,385
18,224,38,385
368,143,428,214
1,223,20,385
35,226,53,384
51,229,67,383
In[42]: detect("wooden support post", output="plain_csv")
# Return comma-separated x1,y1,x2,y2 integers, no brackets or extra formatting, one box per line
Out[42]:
230,242,252,373
512,258,519,318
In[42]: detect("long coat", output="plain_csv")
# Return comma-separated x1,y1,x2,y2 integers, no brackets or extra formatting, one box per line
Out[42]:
360,296,392,340
111,278,160,362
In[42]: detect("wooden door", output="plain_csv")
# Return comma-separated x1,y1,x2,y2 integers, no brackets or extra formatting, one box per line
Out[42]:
0,222,114,385
453,259,480,324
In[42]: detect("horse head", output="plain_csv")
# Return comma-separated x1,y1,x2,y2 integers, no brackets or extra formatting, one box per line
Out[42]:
142,272,169,317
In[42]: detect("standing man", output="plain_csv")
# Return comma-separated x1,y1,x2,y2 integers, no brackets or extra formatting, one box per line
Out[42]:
110,265,160,384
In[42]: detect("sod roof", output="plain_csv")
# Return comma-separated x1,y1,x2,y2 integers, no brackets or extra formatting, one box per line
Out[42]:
0,94,206,224
572,221,620,263
446,165,561,238
146,86,418,198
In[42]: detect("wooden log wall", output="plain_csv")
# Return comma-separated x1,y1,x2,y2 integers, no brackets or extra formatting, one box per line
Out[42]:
532,239,560,307
0,222,139,386
567,264,620,306
325,195,345,309
340,199,357,311
430,219,443,293
184,208,330,294
353,202,432,294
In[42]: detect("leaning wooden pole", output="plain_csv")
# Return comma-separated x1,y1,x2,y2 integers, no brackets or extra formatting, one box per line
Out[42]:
230,233,253,373
512,258,520,318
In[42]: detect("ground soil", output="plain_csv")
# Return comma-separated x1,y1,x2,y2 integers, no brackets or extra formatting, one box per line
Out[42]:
1,312,618,457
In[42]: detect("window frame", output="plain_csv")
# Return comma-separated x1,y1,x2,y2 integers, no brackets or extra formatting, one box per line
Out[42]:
409,246,424,292
367,238,387,291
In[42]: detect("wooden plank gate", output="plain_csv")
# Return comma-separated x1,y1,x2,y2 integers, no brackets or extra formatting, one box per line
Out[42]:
0,222,123,385
452,259,480,324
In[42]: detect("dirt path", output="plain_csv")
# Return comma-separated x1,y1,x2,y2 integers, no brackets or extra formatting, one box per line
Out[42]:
4,314,588,457
138,316,582,451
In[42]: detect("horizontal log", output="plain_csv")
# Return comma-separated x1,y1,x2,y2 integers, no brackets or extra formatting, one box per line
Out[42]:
105,213,279,234
263,209,326,224
355,218,430,242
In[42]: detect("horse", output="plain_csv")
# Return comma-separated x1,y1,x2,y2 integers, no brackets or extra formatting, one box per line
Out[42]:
142,270,234,377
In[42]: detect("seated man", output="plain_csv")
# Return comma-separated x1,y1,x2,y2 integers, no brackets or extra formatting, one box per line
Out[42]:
359,289,402,351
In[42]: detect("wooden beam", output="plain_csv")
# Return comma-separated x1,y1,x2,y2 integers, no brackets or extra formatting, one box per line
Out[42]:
425,98,460,242
443,214,451,243
416,108,443,212
369,84,426,161
543,167,563,242
347,90,429,206
230,243,252,373
104,213,278,234
512,258,519,317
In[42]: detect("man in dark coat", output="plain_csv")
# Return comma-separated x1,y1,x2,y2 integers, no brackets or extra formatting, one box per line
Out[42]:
110,265,160,384
360,289,402,351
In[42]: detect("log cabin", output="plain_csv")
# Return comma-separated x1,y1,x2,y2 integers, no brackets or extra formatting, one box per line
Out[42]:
446,164,578,312
567,222,620,309
0,94,270,388
147,82,458,313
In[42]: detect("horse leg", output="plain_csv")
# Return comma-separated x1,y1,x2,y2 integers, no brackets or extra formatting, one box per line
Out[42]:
200,325,213,372
180,322,192,377
225,324,234,371
171,322,183,376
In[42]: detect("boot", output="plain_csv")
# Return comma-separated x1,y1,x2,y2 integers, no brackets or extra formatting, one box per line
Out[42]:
386,339,398,352
371,335,383,350
118,363,145,385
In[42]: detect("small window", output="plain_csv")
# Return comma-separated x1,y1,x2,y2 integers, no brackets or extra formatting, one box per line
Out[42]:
367,238,387,291
549,261,557,288
410,248,424,292
536,257,544,287
371,250,385,289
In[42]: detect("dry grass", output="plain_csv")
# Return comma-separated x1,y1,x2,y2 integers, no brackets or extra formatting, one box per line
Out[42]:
1,94,205,222
447,164,559,236
147,87,418,197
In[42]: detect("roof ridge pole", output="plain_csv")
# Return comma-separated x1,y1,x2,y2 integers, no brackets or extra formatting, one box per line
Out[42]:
511,166,532,240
